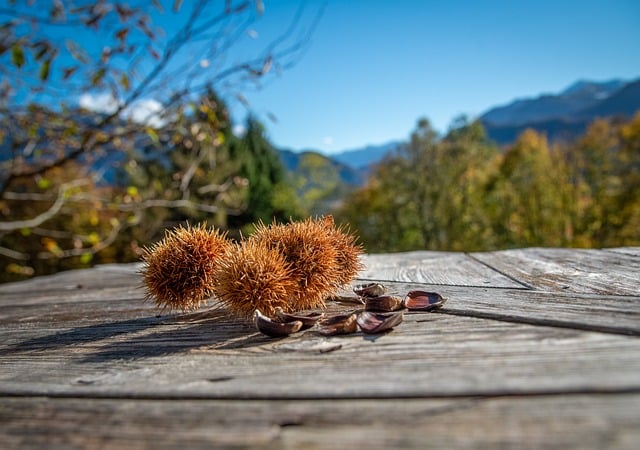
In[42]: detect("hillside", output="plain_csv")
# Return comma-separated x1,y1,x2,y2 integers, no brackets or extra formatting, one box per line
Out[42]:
278,149,364,214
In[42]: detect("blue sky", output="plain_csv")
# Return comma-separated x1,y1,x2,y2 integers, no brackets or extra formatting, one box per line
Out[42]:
230,0,640,153
5,1,639,154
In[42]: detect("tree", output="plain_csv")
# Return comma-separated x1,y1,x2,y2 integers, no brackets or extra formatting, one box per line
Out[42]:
564,114,640,246
337,114,639,254
485,129,569,247
0,1,322,281
335,118,498,252
228,116,303,232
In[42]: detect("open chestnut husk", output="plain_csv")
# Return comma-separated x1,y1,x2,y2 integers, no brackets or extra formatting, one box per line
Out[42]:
357,310,404,334
254,309,303,337
403,290,447,311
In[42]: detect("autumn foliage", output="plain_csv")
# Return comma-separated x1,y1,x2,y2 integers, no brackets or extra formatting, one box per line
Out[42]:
335,114,640,252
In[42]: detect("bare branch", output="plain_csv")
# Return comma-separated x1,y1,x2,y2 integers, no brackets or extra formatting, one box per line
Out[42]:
0,179,88,231
116,198,223,214
0,245,29,261
37,219,123,260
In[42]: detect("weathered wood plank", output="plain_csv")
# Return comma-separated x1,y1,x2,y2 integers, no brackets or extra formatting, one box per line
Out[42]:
376,281,640,335
470,248,640,295
606,247,640,257
1,395,638,450
2,269,637,337
0,263,141,300
360,252,524,288
1,308,639,399
0,249,639,449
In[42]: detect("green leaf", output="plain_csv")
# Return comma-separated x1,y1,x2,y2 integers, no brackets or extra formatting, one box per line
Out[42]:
11,44,25,68
36,177,51,189
39,59,51,81
80,253,93,265
120,73,130,91
88,232,100,245
91,68,106,86
146,127,159,143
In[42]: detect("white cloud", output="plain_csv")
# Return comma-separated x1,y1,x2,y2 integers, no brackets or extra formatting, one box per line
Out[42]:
323,136,334,146
124,99,165,128
78,92,165,128
233,124,247,137
79,92,119,114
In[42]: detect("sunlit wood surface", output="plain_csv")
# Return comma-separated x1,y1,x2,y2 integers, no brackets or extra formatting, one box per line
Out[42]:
1,248,639,449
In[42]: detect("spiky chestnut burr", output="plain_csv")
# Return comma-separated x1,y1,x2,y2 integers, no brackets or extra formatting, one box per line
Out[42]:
249,218,342,311
213,240,298,318
140,223,230,311
315,215,364,287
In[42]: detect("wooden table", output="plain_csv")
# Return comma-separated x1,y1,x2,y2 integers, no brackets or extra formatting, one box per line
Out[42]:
1,248,639,449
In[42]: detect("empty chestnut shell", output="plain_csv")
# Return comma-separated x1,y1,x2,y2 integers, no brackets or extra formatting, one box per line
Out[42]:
357,310,404,334
317,312,358,336
353,283,387,298
275,307,324,329
364,295,404,312
254,309,303,337
403,291,447,311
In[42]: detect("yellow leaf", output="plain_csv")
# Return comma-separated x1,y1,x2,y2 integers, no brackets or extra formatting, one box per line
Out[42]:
89,210,99,226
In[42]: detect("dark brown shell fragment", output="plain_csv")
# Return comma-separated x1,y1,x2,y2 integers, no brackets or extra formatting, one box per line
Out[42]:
317,312,358,336
353,283,387,298
364,295,404,312
254,309,303,337
403,291,447,311
357,310,404,334
275,307,324,329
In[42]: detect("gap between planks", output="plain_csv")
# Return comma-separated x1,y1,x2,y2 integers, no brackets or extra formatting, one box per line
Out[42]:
2,385,640,402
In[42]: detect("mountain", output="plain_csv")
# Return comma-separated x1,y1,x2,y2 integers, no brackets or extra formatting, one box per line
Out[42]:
330,140,401,169
579,79,640,118
481,78,640,145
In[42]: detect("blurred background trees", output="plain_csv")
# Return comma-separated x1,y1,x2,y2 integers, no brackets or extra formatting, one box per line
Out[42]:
335,113,640,254
0,2,638,283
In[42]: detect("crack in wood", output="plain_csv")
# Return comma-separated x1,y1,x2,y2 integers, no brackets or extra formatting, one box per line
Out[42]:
435,308,640,336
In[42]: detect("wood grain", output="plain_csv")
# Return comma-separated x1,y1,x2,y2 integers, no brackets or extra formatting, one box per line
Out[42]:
360,251,524,288
470,248,640,295
374,281,640,335
1,395,638,450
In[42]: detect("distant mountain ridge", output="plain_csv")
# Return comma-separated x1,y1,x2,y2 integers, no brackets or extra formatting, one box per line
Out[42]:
329,141,401,169
481,77,640,145
280,77,640,190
